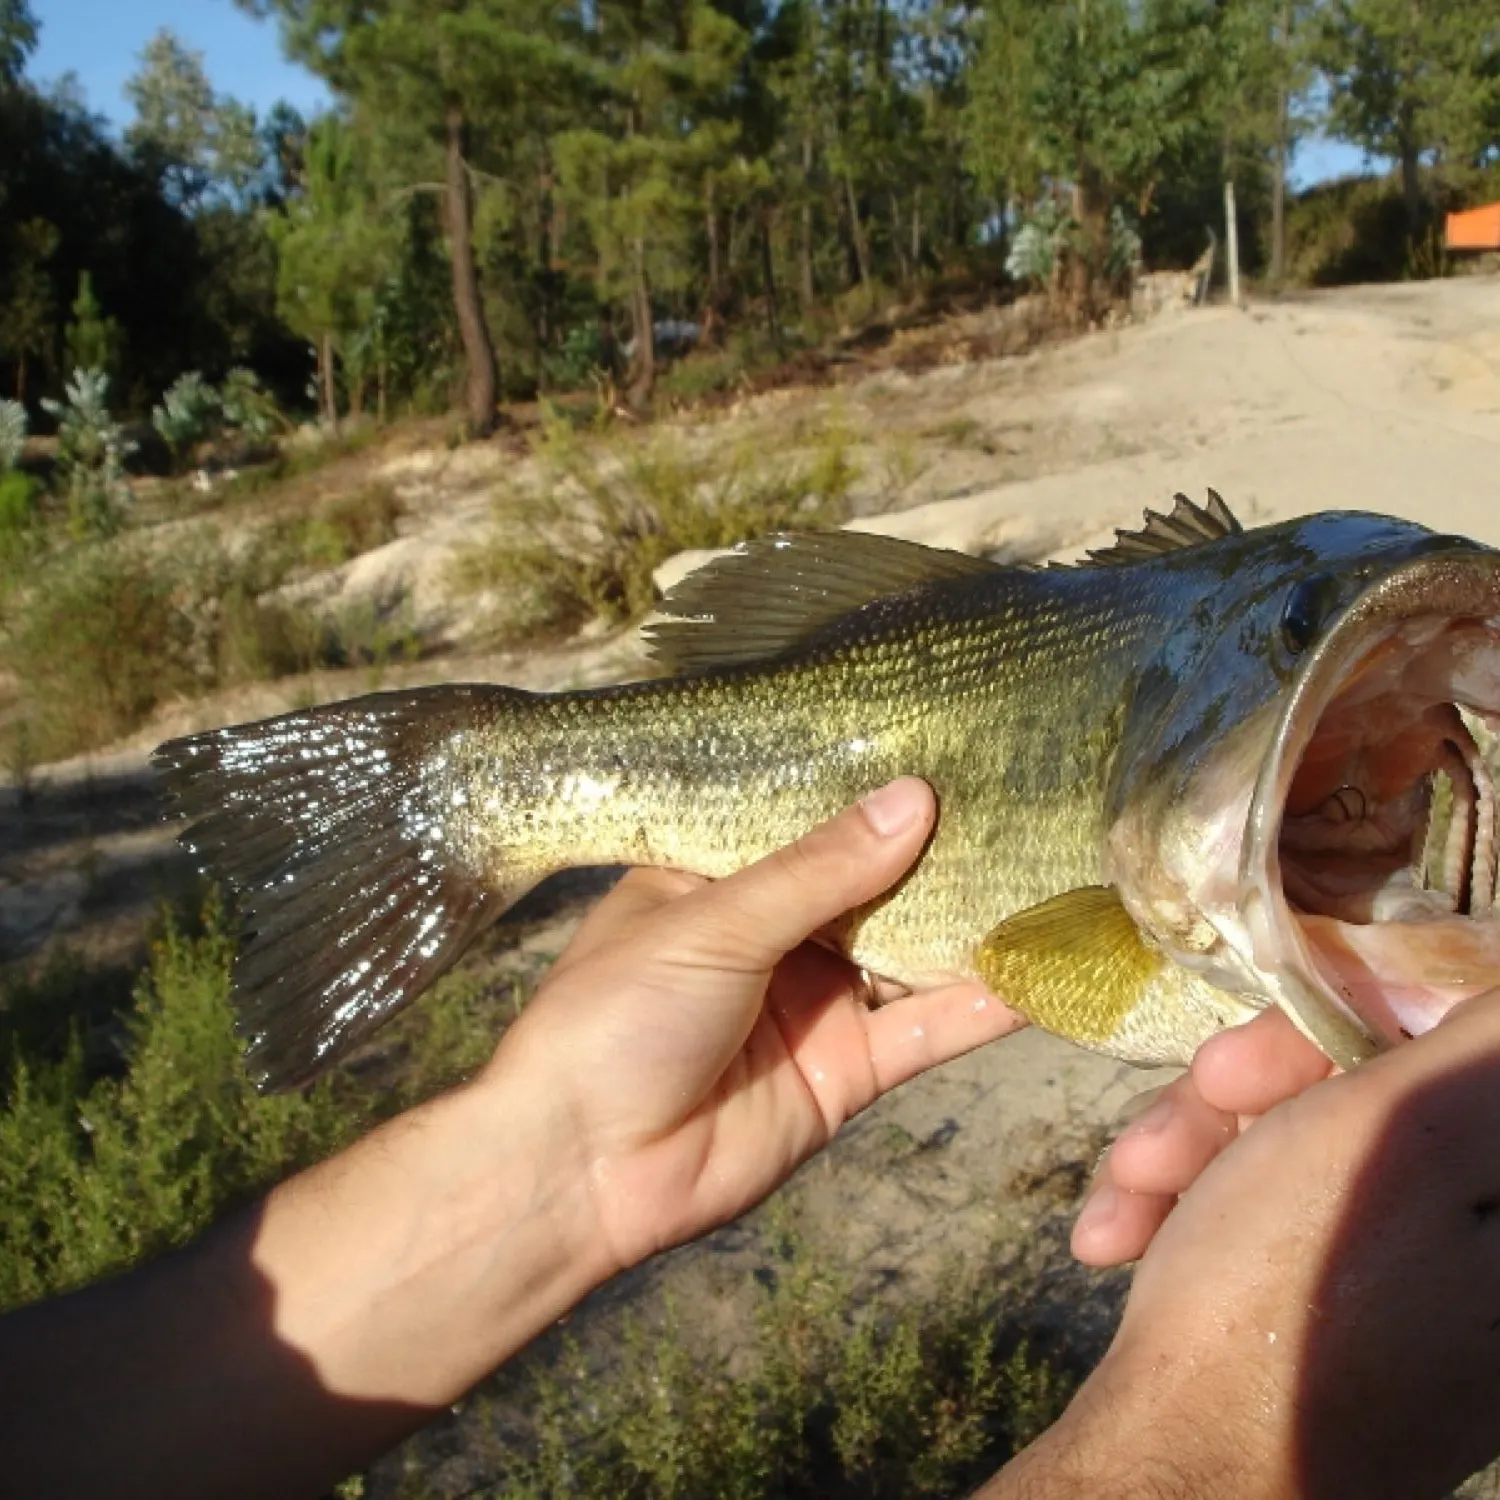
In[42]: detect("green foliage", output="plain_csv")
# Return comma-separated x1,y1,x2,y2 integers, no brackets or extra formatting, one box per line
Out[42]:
153,370,222,465
454,419,857,639
125,28,265,210
63,273,123,382
491,1217,1076,1499
1313,0,1500,215
40,368,135,539
0,397,25,471
219,366,283,441
0,898,350,1311
0,469,41,573
0,0,37,87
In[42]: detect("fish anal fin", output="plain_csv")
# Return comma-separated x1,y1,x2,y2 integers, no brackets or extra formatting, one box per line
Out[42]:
1062,489,1245,571
975,886,1256,1064
643,530,1000,674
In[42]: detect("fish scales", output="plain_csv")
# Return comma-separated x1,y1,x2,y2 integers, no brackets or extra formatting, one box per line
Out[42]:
155,499,1500,1090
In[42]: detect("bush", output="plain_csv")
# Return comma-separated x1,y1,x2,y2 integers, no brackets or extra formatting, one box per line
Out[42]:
0,470,42,575
0,399,26,473
40,368,136,540
0,898,352,1311
453,422,857,641
489,1216,1076,1499
1,532,339,762
153,371,222,469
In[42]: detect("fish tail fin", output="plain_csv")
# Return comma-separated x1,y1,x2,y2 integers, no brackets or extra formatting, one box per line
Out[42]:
154,685,537,1093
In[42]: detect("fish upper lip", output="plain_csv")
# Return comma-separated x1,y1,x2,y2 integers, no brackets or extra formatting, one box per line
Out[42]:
1239,546,1500,1064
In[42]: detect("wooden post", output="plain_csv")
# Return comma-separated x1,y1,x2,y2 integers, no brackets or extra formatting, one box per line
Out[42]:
1224,179,1241,308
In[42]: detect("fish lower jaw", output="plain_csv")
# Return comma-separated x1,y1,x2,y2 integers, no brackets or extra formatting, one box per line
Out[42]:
1247,600,1500,1064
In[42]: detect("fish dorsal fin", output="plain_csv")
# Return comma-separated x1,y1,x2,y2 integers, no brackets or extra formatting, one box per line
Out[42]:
643,530,1000,674
1069,489,1243,569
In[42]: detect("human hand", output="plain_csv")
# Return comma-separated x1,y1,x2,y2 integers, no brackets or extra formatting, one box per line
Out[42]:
1073,1006,1333,1266
486,778,1024,1277
998,993,1500,1500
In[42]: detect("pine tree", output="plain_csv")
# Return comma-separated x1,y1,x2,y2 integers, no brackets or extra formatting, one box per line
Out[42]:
64,273,122,380
1314,0,1500,229
240,0,584,436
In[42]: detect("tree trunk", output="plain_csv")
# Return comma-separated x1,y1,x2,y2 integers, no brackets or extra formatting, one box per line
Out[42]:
627,240,654,404
706,178,721,304
799,134,816,310
890,191,909,285
760,210,782,352
1398,106,1423,231
443,98,499,437
1068,165,1110,322
319,332,338,432
15,352,25,405
1269,0,1290,285
844,172,871,289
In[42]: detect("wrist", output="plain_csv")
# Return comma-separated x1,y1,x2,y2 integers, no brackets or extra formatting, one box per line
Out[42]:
984,1345,1279,1500
256,1061,615,1408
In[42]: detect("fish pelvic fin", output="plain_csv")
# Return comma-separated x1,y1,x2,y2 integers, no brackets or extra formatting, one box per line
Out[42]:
644,530,999,674
974,886,1256,1066
154,686,532,1093
1061,489,1244,570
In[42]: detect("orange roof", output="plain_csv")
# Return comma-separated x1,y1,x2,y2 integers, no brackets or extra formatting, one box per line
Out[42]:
1446,202,1500,251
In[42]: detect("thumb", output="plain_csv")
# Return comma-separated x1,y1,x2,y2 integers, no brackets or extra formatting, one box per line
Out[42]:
663,778,937,972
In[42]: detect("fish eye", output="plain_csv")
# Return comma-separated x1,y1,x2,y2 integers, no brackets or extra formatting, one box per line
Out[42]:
1281,573,1339,655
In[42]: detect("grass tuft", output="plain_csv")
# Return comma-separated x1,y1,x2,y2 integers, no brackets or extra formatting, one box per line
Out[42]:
453,419,859,642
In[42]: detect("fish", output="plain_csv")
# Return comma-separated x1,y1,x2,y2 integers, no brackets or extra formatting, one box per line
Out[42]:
154,492,1500,1092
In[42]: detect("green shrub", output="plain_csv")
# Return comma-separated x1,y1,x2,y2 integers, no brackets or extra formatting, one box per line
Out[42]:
0,469,42,574
0,898,351,1311
40,368,136,540
153,371,222,469
0,399,26,473
1,533,340,762
6,541,195,759
489,1214,1077,1500
453,422,857,641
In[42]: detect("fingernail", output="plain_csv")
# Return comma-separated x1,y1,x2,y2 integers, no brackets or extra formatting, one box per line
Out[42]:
1075,1181,1119,1236
860,778,927,837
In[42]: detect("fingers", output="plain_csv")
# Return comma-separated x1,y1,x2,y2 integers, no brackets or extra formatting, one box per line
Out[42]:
862,981,1026,1094
1103,1075,1237,1197
1191,1007,1333,1116
663,778,938,974
1072,1175,1176,1267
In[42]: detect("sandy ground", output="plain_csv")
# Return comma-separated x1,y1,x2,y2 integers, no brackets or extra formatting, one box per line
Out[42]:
5,273,1500,1494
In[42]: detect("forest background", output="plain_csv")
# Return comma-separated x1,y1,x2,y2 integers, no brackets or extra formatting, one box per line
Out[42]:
4,0,1500,442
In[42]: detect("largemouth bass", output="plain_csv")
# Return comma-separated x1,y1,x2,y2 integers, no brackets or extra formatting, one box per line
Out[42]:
156,493,1500,1092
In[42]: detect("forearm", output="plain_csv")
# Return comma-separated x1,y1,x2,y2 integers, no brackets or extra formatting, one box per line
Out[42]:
0,1065,610,1500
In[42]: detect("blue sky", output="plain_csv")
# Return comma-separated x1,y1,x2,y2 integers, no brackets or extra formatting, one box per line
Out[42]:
31,0,1369,184
30,0,331,127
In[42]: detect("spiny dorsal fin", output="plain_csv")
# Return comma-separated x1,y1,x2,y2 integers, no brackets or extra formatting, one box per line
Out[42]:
643,530,1000,674
1068,488,1243,570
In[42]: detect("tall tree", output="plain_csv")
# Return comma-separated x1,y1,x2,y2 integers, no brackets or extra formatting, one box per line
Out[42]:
0,0,37,87
968,0,1217,310
239,0,580,435
125,29,265,210
556,0,747,400
1315,0,1500,228
269,117,399,425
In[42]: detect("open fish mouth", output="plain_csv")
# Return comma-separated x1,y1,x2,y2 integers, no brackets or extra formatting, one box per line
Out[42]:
1243,550,1500,1060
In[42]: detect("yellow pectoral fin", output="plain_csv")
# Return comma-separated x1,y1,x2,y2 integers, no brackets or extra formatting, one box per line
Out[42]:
975,886,1258,1066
